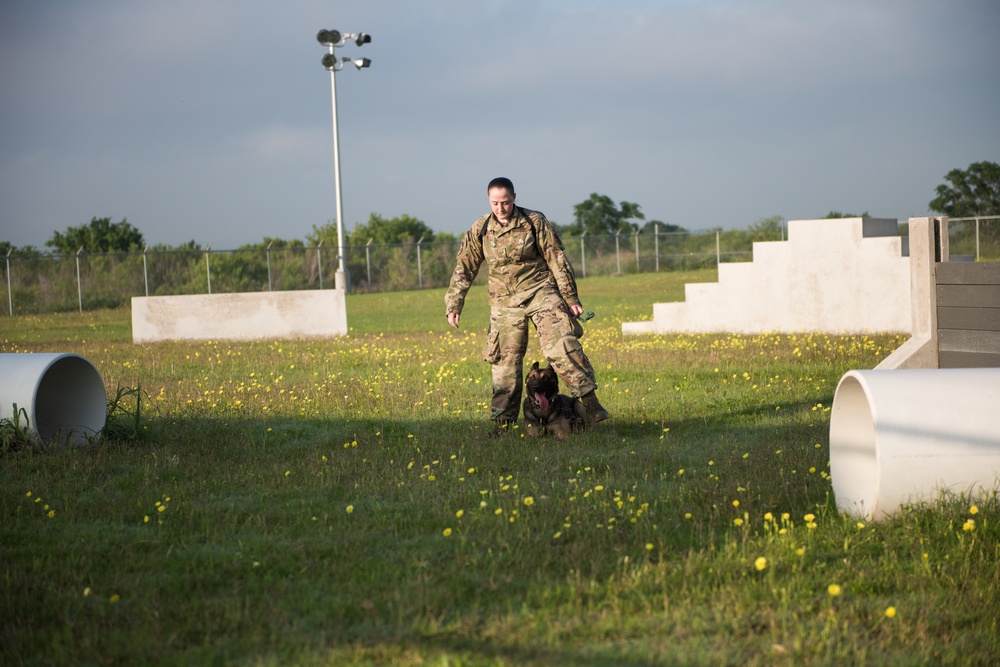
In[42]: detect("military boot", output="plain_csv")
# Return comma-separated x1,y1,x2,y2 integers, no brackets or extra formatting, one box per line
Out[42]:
580,391,610,424
490,419,515,437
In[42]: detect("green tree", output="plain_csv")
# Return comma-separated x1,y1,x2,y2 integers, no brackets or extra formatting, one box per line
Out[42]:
142,241,204,296
46,217,145,254
570,194,646,235
311,213,438,247
749,215,786,241
929,161,1000,218
639,220,686,235
822,211,869,219
259,237,304,250
13,245,43,258
203,238,312,293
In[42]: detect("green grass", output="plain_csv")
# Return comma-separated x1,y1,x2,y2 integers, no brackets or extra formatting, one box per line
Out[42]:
2,270,998,666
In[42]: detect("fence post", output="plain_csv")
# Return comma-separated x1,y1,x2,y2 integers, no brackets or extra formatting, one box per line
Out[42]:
715,231,721,268
654,223,659,273
76,247,84,312
634,230,640,272
317,240,324,290
615,231,621,274
142,245,149,296
976,217,980,261
365,239,372,291
206,246,212,294
580,232,587,278
417,235,424,289
266,240,273,291
6,249,12,317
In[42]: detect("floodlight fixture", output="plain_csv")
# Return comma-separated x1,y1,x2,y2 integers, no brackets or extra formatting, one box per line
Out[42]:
317,27,372,292
320,56,371,72
317,29,342,46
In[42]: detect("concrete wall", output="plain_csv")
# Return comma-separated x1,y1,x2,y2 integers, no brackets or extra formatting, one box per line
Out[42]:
875,217,942,369
132,290,347,343
622,217,911,335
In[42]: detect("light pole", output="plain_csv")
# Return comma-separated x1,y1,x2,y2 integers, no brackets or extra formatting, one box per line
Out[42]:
317,28,371,292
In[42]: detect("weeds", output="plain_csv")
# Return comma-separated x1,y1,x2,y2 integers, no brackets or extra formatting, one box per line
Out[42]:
101,384,144,443
0,404,36,454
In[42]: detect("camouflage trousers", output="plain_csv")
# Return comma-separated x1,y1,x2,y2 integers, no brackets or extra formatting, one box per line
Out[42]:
483,289,598,421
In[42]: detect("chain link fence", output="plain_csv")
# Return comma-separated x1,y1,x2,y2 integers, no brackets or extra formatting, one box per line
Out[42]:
942,216,1000,260
4,219,998,316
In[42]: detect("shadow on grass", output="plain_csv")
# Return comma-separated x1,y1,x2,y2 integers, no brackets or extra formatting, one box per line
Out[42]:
1,405,838,665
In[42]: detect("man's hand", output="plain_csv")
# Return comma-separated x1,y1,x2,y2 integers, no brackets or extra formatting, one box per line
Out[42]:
569,304,584,318
448,312,461,329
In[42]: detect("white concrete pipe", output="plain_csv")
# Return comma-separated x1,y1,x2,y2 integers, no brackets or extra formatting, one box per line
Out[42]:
830,369,1000,521
0,353,106,445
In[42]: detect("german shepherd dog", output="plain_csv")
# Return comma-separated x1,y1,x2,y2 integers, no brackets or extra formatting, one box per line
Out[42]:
523,361,586,440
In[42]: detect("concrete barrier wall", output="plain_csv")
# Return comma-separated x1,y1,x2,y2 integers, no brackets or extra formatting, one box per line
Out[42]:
874,217,942,369
132,290,347,343
622,217,911,335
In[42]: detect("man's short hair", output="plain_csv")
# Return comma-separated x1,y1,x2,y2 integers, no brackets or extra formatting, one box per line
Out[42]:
487,177,515,194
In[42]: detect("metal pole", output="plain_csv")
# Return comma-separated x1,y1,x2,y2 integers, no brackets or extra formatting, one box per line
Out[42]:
976,217,980,261
327,50,349,291
634,231,640,272
317,240,324,290
580,232,587,278
206,246,212,294
615,231,621,274
142,245,149,297
366,239,372,291
6,249,12,317
654,223,659,273
266,240,273,291
416,235,424,289
76,246,84,312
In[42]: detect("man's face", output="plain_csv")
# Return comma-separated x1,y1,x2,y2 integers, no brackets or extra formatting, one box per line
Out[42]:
489,187,516,223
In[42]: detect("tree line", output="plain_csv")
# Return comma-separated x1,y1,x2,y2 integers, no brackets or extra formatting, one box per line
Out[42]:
3,161,997,258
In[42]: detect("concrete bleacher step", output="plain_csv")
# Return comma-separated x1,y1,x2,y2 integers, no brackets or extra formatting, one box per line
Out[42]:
622,217,911,335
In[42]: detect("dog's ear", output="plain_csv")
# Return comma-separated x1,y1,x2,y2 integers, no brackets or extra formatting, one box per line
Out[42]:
531,361,540,370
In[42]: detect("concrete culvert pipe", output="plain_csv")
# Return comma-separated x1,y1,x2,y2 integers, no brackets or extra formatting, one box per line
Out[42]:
0,353,107,445
830,369,1000,521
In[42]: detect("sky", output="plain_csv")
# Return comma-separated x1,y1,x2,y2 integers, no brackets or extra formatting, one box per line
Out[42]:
1,0,998,251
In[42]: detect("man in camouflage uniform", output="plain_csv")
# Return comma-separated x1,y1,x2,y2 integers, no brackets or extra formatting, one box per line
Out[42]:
446,177,610,433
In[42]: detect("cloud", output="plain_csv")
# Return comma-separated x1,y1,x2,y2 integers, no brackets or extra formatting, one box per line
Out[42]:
1,0,998,249
239,123,326,163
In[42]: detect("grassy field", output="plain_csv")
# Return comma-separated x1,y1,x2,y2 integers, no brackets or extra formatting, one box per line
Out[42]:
2,271,998,666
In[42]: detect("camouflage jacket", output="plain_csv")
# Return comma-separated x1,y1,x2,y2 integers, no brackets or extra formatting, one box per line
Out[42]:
445,206,581,314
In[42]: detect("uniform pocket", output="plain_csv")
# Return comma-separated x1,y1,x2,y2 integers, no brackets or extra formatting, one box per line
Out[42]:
518,230,538,263
483,326,501,363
